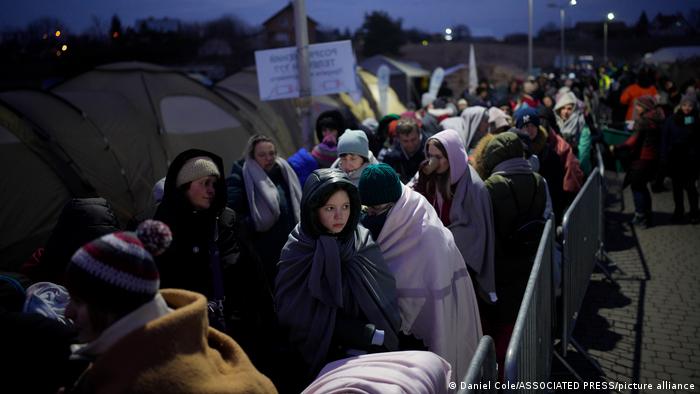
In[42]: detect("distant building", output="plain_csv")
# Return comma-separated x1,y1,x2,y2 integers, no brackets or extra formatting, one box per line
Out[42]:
649,13,694,37
136,17,180,33
262,2,318,48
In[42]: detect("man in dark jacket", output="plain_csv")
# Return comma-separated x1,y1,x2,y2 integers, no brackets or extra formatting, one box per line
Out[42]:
381,117,427,184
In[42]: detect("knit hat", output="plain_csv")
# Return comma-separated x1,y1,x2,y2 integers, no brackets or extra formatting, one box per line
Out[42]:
362,118,379,133
514,106,541,129
175,156,220,187
635,95,657,113
337,129,369,159
680,93,697,108
66,220,172,314
359,164,402,206
488,107,512,130
554,91,577,112
312,134,338,168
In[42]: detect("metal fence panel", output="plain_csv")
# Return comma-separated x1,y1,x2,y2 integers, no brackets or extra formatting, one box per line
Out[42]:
503,219,554,393
561,169,602,354
458,335,498,394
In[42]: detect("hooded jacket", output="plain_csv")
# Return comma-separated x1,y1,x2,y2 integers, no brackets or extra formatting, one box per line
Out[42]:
20,198,120,285
473,133,547,318
153,149,275,361
275,169,401,380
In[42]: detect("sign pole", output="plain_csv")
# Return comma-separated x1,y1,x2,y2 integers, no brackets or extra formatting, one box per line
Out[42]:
294,0,313,149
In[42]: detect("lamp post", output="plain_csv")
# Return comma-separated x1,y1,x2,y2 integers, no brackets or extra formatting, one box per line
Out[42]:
604,12,615,64
548,0,576,77
528,0,533,76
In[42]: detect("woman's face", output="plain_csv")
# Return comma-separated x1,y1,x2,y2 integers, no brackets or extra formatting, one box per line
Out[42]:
427,143,450,175
254,141,277,171
186,175,217,210
317,189,351,234
559,103,575,121
339,154,364,173
681,101,694,115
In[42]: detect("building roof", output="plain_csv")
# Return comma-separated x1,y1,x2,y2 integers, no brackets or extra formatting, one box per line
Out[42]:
262,2,319,27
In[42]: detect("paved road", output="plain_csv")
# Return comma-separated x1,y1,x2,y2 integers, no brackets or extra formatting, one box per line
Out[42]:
553,172,700,393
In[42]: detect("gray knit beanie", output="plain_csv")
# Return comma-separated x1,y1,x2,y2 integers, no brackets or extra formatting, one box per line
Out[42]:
337,129,369,159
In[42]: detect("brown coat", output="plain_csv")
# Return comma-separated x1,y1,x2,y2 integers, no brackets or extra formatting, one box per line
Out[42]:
70,289,277,394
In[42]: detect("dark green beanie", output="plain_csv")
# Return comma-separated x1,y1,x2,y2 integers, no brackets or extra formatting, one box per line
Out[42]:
359,163,403,206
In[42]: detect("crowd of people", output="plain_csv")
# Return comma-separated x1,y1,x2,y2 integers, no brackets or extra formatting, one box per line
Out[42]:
1,62,698,393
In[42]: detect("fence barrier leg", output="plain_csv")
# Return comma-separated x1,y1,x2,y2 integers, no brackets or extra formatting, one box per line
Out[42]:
553,350,585,383
570,337,605,375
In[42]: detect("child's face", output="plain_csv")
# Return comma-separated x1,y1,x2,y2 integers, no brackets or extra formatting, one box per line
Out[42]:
317,189,351,234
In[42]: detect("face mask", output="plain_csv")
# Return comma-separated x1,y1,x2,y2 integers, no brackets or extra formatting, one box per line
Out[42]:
685,116,694,125
361,210,389,241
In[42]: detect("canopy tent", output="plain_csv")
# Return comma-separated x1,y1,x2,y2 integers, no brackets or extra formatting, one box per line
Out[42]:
360,55,430,107
0,90,133,269
0,61,281,269
52,62,268,175
643,46,700,64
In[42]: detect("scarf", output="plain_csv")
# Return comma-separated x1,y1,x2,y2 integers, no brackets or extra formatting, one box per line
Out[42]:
243,157,302,232
330,151,379,186
556,109,586,146
275,225,401,376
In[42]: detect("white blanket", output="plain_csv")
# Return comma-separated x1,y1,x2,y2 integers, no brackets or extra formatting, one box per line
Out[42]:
303,351,452,394
376,185,482,380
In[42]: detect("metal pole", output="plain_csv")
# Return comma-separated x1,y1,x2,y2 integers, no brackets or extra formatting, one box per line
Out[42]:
528,0,533,76
603,21,608,64
294,0,313,149
560,8,565,75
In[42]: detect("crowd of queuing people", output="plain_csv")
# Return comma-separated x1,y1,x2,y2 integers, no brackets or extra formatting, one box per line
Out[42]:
1,62,697,393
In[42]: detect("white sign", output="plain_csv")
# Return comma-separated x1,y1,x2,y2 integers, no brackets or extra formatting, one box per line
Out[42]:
255,40,357,101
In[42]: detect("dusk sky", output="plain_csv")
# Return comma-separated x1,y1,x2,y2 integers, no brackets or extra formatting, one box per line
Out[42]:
1,0,697,39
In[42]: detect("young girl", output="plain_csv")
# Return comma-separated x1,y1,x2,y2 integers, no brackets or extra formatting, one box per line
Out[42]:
275,168,400,383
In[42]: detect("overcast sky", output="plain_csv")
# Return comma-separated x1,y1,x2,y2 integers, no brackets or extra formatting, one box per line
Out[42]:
1,0,696,38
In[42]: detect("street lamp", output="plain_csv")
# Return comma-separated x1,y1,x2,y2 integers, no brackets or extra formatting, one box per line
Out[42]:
528,0,533,76
548,1,576,77
604,12,615,64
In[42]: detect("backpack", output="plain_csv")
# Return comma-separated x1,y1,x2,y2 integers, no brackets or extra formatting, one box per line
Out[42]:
504,174,546,257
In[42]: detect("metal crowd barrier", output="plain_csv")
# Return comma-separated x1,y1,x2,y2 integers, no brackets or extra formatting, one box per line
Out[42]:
458,335,498,394
556,166,604,379
503,218,555,393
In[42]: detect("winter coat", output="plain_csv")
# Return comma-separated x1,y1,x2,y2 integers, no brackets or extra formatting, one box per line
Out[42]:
471,132,547,322
226,158,298,290
68,289,277,394
661,108,700,172
20,198,120,285
154,149,274,361
620,84,658,121
381,134,427,184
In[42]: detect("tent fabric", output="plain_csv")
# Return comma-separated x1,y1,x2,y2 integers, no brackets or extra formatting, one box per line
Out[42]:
0,61,293,270
0,95,84,270
643,46,700,64
361,55,430,78
52,62,263,175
